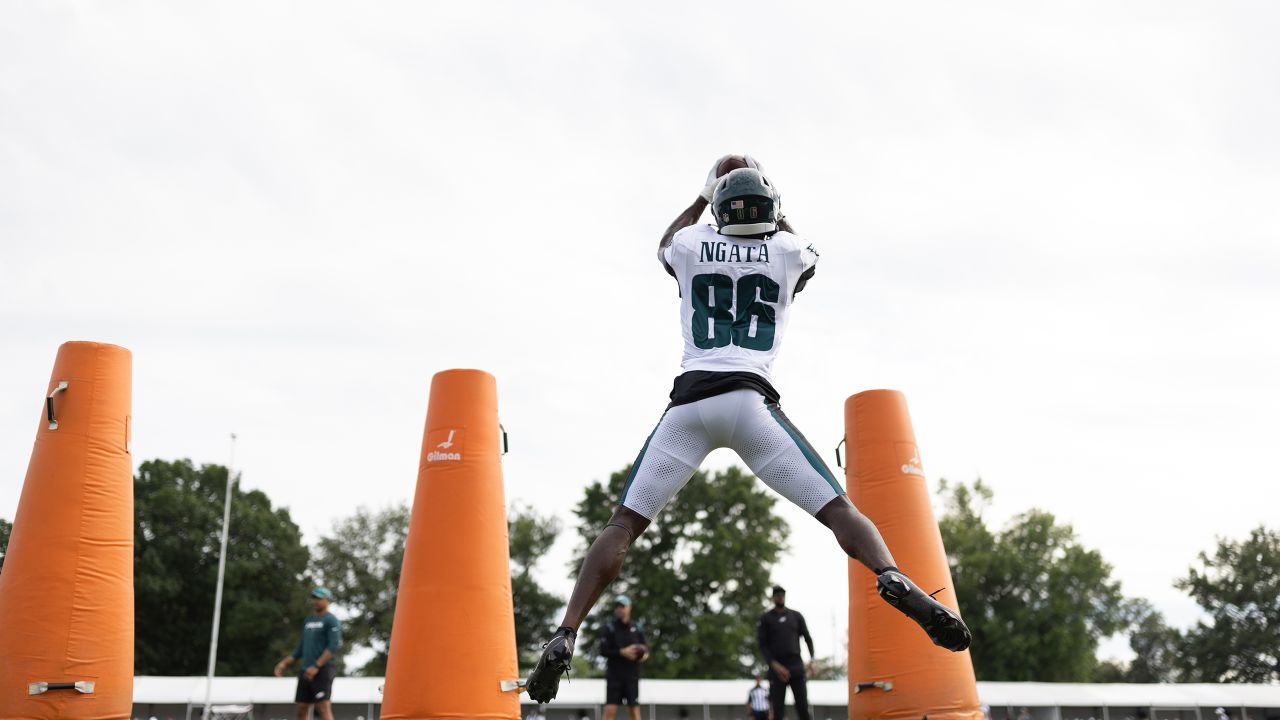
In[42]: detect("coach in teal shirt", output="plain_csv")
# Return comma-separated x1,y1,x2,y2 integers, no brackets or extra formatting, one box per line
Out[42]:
274,588,342,719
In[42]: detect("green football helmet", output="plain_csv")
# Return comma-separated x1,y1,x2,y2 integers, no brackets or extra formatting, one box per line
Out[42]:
711,168,780,236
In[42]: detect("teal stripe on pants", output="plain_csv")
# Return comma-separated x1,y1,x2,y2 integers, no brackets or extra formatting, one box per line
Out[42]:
765,401,845,495
619,410,668,505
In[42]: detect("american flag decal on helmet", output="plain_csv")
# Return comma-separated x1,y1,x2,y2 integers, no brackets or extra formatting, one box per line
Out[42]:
730,200,744,209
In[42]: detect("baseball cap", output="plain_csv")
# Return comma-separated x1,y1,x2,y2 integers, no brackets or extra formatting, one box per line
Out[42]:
615,595,632,607
771,585,786,595
310,587,333,599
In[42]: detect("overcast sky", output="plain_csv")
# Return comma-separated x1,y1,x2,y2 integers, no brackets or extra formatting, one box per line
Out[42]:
3,2,1278,667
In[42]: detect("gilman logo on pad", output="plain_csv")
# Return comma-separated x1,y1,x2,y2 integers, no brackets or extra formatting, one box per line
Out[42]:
898,443,924,477
426,428,463,463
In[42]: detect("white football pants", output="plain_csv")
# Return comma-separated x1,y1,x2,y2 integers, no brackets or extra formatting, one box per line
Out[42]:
619,390,845,519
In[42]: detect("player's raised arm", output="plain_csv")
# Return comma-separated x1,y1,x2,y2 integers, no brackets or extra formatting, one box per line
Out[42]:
658,197,708,260
658,154,769,273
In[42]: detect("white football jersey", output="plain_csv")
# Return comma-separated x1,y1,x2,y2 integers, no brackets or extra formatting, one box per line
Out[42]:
661,224,819,381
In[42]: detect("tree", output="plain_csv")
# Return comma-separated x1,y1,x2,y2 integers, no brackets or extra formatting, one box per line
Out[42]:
571,465,789,679
509,505,563,666
938,479,1127,681
1123,599,1183,682
809,654,848,680
1176,525,1280,682
1091,660,1127,682
1089,600,1185,682
134,459,310,675
0,517,10,574
312,504,410,675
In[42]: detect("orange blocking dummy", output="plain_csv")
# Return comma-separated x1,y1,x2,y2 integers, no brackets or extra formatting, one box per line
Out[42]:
0,342,134,720
382,369,519,720
845,390,979,720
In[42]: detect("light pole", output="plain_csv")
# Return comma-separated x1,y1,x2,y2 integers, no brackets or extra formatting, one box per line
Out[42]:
201,433,237,720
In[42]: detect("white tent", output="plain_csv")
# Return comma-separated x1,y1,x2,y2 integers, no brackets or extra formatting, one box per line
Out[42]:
130,677,1280,720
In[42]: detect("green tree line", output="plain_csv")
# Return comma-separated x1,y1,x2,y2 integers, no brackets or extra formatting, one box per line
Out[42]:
937,479,1280,682
0,460,1276,681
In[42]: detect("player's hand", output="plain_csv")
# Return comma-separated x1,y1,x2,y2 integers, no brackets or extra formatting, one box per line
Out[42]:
273,662,284,678
699,155,734,201
807,660,816,675
304,665,319,680
620,646,637,660
770,661,790,683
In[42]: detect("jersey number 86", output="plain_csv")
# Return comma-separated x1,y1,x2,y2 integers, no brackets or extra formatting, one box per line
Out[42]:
691,272,780,351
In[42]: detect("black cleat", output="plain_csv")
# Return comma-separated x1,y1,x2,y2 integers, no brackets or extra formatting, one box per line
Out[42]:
877,570,972,652
526,626,576,702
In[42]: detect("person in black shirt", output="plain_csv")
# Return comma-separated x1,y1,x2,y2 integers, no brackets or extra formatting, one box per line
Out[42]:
599,595,648,720
757,586,815,720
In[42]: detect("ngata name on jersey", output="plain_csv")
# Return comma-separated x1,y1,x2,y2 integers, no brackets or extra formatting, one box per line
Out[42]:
698,240,770,264
664,224,819,382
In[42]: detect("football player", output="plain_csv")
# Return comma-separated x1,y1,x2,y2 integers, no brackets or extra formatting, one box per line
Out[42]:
526,156,970,703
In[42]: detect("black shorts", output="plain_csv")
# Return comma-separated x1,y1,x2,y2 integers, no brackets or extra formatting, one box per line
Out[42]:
295,665,335,703
605,675,639,705
752,711,769,720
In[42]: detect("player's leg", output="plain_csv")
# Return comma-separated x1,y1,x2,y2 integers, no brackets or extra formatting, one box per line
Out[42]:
559,505,650,632
815,497,895,573
732,396,971,651
311,666,335,719
525,506,648,703
527,403,714,702
787,661,810,720
767,665,788,720
603,676,623,719
293,671,308,712
294,673,312,720
559,402,713,628
730,394,872,553
626,679,641,719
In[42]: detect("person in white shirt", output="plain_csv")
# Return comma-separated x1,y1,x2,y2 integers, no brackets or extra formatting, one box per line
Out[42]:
747,673,772,720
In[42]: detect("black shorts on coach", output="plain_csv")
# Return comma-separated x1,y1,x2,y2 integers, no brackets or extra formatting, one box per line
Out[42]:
606,675,639,705
295,665,335,703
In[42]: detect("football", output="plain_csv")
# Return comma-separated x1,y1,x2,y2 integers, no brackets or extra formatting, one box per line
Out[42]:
714,154,751,179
